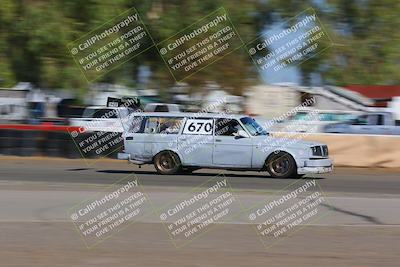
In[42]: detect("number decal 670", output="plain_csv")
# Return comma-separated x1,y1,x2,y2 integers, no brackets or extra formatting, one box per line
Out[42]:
183,119,213,135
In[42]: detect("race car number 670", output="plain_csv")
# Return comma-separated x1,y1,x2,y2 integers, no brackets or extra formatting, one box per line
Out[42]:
183,119,213,135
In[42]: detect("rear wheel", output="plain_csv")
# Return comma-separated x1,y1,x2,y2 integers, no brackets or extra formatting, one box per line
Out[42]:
154,151,181,175
265,152,297,178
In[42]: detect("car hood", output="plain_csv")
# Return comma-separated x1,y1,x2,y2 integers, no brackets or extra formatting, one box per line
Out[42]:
252,135,324,149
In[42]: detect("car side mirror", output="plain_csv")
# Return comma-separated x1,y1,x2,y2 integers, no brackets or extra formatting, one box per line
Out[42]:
235,130,250,139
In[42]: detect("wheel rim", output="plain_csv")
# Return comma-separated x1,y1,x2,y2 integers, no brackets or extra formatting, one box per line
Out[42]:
158,153,176,171
269,155,291,176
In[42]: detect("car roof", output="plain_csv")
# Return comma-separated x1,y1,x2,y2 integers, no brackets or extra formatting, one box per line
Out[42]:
133,112,247,119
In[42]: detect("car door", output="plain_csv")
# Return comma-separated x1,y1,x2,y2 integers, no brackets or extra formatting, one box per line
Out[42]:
130,116,179,159
123,116,147,160
142,116,168,157
212,118,252,167
178,118,214,166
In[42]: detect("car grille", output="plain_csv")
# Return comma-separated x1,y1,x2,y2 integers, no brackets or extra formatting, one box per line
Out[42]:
312,145,329,157
322,145,329,156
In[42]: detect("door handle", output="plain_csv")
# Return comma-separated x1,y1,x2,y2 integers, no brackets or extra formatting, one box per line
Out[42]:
126,137,133,140
215,139,221,142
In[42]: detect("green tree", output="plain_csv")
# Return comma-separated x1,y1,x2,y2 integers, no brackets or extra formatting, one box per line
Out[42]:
257,0,400,85
0,0,261,96
322,0,400,85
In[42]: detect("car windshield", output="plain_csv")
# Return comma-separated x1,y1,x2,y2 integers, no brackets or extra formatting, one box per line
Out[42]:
240,117,268,136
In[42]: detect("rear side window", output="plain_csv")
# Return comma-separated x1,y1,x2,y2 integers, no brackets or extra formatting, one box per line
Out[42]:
159,117,183,134
128,116,146,133
144,117,183,134
145,117,159,133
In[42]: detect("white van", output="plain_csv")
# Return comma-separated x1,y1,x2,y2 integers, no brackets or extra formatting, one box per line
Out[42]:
118,112,333,178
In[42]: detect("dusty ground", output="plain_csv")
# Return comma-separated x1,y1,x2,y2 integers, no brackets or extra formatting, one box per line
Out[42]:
0,222,399,267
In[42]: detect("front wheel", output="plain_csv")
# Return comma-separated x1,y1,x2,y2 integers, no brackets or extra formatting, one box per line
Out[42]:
265,152,297,178
154,151,181,175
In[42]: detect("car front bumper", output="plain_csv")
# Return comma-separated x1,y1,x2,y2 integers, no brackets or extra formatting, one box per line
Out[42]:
297,158,333,174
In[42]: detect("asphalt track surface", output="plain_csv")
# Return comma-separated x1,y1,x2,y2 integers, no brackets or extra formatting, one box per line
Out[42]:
0,156,399,267
1,157,400,195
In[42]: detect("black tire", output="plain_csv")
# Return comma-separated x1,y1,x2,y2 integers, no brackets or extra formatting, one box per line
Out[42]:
265,152,297,178
154,151,181,175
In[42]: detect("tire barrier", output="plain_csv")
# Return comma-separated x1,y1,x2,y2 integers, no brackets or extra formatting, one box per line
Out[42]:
0,126,122,159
